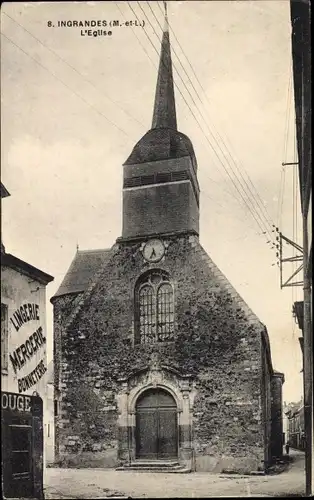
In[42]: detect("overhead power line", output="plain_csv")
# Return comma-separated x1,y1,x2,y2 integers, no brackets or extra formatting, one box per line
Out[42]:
131,1,273,242
278,64,293,234
282,66,293,164
0,12,239,228
2,10,248,226
155,0,275,233
1,31,134,140
2,11,145,130
277,166,286,230
153,1,275,236
130,1,270,239
143,1,275,240
115,2,264,229
118,1,276,239
115,1,158,71
2,5,280,249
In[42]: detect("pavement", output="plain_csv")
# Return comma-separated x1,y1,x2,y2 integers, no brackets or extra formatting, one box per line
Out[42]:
44,448,306,498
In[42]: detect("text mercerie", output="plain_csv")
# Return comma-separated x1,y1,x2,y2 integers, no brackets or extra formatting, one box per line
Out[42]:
10,327,46,374
10,303,40,332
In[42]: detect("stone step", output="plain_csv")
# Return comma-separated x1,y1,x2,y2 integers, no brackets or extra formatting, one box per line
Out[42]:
116,461,191,473
117,466,191,473
131,460,180,467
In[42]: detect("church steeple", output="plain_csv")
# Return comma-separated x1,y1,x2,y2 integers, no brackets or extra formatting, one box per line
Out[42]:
121,1,200,242
152,3,177,130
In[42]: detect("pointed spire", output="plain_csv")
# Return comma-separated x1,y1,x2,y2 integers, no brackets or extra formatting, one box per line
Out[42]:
163,0,169,31
152,1,177,130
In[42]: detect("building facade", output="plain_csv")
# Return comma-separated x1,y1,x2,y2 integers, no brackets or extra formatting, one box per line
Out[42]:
45,361,55,465
52,17,284,474
285,400,305,451
1,183,54,498
290,0,312,493
1,183,53,401
270,372,285,458
1,254,52,397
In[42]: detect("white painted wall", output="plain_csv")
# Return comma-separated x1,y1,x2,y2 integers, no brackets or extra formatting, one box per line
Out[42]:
1,264,50,476
45,364,55,465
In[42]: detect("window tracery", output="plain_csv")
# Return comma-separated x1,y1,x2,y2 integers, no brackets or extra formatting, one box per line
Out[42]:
135,270,174,344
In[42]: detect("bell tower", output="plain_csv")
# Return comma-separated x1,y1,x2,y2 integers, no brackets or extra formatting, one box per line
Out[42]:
121,3,200,241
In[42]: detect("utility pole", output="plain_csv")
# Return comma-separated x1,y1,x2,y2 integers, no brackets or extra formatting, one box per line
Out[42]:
302,198,312,498
277,202,312,497
289,1,312,494
276,230,304,289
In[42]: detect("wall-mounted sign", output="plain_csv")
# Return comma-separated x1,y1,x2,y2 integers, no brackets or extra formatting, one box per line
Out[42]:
10,303,40,332
10,326,46,374
17,359,47,393
1,391,32,413
7,301,47,394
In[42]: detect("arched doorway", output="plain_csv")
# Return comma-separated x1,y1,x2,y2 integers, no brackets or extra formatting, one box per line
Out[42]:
135,388,178,460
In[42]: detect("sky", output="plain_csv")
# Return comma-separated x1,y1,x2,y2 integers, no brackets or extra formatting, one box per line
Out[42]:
1,0,304,403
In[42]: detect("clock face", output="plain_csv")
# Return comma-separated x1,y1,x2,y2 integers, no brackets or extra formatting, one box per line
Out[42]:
143,239,165,262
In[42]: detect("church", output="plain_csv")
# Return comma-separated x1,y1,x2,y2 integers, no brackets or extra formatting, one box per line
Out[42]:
51,12,284,474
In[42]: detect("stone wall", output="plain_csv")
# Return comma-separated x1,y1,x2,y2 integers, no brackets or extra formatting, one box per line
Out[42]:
52,293,83,462
270,373,284,458
53,234,271,473
261,334,272,467
122,181,199,239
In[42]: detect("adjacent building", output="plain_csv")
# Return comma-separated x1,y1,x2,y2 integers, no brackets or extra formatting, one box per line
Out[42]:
285,400,305,451
290,1,312,493
45,360,55,465
1,182,54,498
52,15,284,474
1,183,53,397
270,372,285,458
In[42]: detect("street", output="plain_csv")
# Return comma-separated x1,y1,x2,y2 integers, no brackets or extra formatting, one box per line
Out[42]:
44,449,305,498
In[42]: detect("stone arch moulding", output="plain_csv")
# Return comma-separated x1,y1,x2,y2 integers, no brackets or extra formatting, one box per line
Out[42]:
129,381,182,416
116,365,196,468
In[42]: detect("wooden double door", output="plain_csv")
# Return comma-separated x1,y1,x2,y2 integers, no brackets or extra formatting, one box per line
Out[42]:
135,388,178,460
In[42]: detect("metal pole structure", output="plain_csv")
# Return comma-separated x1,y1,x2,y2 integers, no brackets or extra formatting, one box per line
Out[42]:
289,0,311,493
303,209,313,497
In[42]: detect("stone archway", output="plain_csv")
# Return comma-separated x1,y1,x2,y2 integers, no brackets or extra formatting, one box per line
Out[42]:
135,388,178,460
116,363,196,469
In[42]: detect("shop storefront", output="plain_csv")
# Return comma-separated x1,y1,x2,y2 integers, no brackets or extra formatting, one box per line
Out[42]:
1,392,44,499
1,246,53,498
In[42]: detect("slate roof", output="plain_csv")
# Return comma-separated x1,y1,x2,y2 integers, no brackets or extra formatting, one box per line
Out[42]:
1,182,10,198
1,252,54,285
124,17,196,166
124,128,196,166
52,248,111,300
151,27,177,130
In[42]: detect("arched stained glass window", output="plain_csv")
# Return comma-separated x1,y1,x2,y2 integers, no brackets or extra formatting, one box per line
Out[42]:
135,271,174,344
157,283,174,341
139,284,155,344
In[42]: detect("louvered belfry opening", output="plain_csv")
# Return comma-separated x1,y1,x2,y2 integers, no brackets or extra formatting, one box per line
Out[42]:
121,7,200,240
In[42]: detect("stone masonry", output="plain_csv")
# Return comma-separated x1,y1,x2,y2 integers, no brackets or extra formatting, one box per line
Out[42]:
271,372,285,458
52,10,284,475
52,233,282,473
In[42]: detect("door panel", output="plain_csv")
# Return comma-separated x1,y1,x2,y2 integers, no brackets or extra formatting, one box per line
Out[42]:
136,410,158,459
135,389,178,460
8,425,33,498
158,409,177,458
